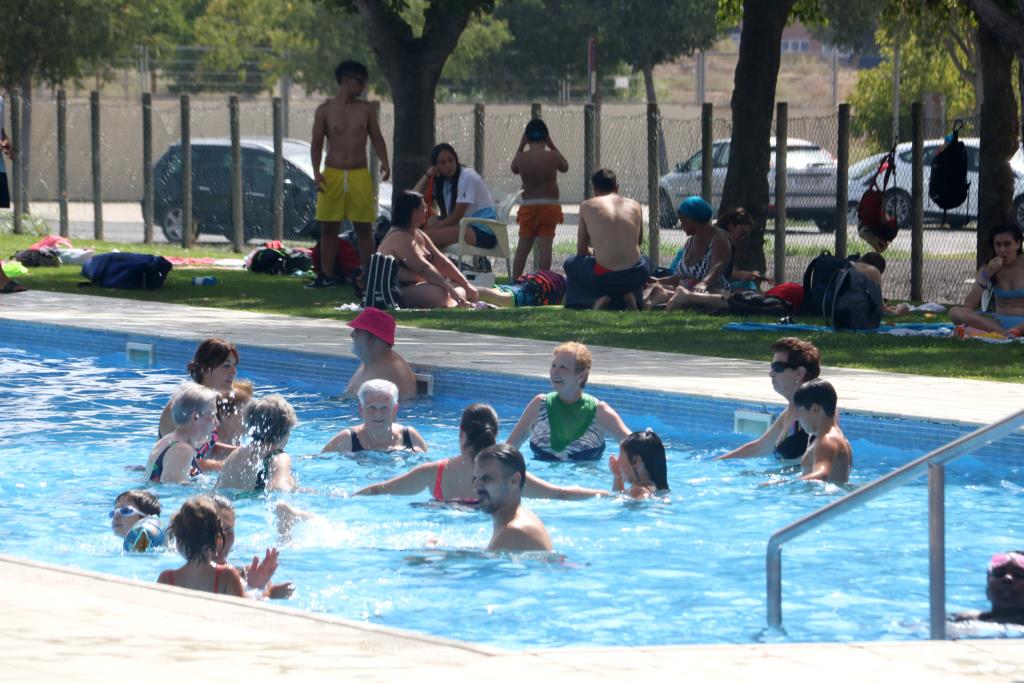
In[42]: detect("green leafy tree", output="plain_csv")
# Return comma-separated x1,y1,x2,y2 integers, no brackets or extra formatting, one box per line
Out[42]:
849,28,976,153
0,0,186,210
321,0,499,200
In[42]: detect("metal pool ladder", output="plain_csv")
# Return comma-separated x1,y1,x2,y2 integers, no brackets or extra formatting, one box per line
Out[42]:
766,408,1024,639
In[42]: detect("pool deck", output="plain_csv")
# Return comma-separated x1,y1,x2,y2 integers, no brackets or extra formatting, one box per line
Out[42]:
2,290,1023,681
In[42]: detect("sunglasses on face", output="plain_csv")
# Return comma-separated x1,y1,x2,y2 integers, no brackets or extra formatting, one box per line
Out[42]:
109,505,144,519
770,361,800,373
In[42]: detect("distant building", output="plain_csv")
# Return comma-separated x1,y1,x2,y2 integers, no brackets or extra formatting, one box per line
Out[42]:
780,23,820,54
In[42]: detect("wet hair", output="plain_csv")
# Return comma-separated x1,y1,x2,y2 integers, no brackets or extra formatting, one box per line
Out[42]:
358,378,399,406
170,382,220,425
168,496,223,562
770,337,821,381
430,143,462,219
335,60,368,85
461,403,499,454
858,251,886,274
621,429,669,491
244,395,297,447
476,443,526,490
186,338,239,384
715,207,754,232
207,493,234,515
524,118,549,142
989,223,1024,255
391,190,424,230
114,489,161,517
591,168,617,194
553,341,592,387
792,378,838,417
217,380,253,420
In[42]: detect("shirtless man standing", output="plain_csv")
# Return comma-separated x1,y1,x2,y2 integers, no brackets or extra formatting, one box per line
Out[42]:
792,379,852,485
343,308,418,401
474,444,553,552
510,119,569,280
564,168,649,310
307,60,390,289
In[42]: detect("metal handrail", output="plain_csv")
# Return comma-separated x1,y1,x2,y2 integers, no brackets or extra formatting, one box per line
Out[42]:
766,408,1024,639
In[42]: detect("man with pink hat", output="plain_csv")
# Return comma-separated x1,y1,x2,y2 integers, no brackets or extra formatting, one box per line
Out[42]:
343,308,418,400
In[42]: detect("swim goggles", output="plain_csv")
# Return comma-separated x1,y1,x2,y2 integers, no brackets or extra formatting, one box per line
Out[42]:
988,551,1024,574
770,361,800,373
109,505,145,519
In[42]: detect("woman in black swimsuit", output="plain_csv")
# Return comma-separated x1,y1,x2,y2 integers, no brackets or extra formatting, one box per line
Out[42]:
216,395,298,492
714,337,820,464
321,379,427,454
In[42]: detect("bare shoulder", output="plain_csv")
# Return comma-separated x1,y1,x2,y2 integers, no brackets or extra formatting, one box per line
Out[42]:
817,429,851,456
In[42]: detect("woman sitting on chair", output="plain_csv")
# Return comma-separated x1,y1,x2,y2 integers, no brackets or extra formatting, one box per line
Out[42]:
413,143,497,250
375,190,478,308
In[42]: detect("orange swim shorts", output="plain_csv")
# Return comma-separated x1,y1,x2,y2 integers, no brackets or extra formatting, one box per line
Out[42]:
517,204,563,239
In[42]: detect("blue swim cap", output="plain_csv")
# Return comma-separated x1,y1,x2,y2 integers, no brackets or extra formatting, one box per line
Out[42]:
123,517,166,552
677,196,713,222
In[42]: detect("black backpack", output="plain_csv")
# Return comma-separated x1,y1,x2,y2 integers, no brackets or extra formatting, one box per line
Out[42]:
249,247,288,275
726,289,792,317
822,267,884,330
801,251,853,316
928,119,969,224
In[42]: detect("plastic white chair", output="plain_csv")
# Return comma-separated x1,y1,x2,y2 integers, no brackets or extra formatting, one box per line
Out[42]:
452,190,523,280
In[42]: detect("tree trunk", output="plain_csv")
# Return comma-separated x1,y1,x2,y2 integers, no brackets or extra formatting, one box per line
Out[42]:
389,64,441,201
719,0,796,272
976,21,1019,265
640,62,669,175
19,72,32,214
354,1,473,207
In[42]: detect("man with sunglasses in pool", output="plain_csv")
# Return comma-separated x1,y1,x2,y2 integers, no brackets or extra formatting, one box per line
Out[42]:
474,444,552,553
715,337,821,464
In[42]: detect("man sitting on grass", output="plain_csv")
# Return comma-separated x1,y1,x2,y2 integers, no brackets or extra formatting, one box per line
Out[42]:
563,169,649,311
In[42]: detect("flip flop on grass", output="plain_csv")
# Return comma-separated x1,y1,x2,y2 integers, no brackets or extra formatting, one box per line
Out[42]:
1,280,27,294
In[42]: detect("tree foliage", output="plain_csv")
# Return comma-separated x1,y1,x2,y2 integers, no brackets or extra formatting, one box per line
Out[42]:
849,25,977,152
0,0,176,87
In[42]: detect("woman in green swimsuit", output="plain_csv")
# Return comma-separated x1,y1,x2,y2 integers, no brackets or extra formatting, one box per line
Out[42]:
506,342,631,462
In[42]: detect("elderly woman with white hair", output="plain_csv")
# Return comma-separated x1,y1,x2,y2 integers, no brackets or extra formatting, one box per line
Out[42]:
145,383,220,483
321,379,427,453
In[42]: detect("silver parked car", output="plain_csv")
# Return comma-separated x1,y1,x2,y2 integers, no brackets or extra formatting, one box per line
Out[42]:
658,137,839,232
846,138,1024,229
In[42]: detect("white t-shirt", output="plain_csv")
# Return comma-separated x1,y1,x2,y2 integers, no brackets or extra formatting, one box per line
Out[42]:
441,166,494,216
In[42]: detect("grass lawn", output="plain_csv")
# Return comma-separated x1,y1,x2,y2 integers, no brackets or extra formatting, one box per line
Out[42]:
3,233,1021,383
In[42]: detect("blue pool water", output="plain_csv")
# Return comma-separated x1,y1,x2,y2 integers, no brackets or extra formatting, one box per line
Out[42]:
1,342,1022,648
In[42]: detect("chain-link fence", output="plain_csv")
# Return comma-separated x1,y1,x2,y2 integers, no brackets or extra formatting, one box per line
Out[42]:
4,94,997,302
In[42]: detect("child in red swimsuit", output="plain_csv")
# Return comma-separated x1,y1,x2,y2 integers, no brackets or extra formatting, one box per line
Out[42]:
157,496,245,597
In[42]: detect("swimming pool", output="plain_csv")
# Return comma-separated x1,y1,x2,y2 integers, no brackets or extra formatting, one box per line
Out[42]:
1,339,1021,648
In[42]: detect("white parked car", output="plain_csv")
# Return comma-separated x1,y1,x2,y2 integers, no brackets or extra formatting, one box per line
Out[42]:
846,138,1024,229
658,137,839,232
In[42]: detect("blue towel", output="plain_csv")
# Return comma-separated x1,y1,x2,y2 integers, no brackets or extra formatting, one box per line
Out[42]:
722,322,954,334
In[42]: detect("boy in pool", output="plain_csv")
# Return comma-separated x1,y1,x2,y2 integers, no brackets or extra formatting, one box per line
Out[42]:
792,379,852,485
110,489,165,552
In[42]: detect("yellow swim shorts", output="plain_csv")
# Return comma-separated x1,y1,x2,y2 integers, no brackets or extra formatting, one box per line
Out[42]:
316,167,375,224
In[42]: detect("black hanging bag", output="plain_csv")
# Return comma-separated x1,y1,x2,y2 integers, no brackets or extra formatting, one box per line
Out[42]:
928,119,969,226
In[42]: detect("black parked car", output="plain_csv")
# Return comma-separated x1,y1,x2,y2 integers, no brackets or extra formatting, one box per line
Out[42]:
150,137,392,243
